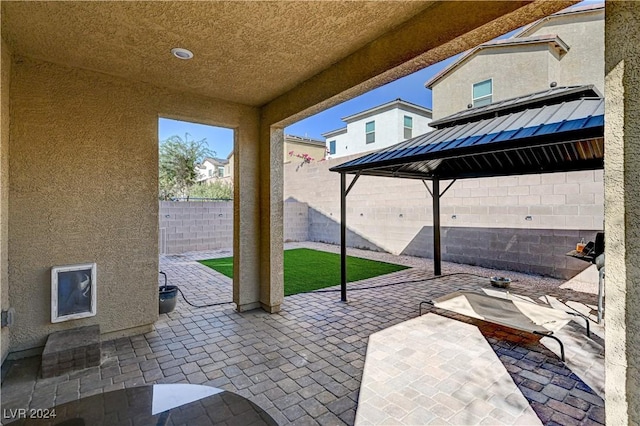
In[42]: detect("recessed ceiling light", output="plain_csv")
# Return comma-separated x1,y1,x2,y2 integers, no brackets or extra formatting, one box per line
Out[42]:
171,48,193,60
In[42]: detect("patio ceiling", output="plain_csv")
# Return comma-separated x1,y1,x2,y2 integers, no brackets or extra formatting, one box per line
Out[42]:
0,1,427,107
0,1,576,110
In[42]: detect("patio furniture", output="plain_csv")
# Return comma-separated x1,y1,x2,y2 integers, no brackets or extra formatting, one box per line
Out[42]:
4,384,277,425
419,290,591,361
566,232,605,323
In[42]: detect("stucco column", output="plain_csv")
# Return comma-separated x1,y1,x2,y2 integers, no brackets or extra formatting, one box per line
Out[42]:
232,114,262,312
0,39,11,363
232,117,283,313
604,2,640,423
259,125,284,313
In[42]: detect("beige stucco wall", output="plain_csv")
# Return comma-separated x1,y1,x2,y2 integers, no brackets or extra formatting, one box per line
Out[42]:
1,39,11,362
284,140,326,163
604,2,640,423
526,9,604,94
432,9,604,120
258,126,284,313
226,154,233,180
432,46,557,119
8,56,260,353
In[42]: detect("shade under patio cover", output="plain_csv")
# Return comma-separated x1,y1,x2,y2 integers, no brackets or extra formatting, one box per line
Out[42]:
330,91,604,180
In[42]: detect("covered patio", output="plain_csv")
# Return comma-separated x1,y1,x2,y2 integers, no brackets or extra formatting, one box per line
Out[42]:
2,243,604,425
1,1,639,424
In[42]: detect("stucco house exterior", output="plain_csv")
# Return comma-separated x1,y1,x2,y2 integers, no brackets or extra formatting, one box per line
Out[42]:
197,157,231,184
323,99,433,159
284,134,327,163
227,134,326,181
426,3,604,119
1,2,639,422
405,3,605,277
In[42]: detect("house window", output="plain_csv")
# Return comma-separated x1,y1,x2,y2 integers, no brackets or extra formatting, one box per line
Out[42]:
404,116,413,139
208,169,213,177
329,140,336,155
472,79,492,107
365,121,375,144
218,166,225,177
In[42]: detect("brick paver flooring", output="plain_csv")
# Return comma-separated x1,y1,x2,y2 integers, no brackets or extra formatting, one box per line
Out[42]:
1,243,604,425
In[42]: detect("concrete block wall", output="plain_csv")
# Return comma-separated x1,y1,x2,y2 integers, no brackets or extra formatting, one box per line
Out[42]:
284,200,309,242
159,201,308,254
284,155,604,279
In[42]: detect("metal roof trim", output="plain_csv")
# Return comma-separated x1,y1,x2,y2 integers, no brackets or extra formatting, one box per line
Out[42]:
429,85,601,129
330,102,604,175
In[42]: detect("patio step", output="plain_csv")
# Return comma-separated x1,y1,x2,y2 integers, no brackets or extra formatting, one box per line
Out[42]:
41,325,101,378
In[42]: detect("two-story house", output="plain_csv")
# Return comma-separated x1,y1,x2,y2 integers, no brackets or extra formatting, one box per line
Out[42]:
283,134,327,163
226,134,326,181
323,98,433,159
197,157,231,184
425,3,603,119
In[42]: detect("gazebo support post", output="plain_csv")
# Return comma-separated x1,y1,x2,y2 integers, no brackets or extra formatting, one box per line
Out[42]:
340,172,347,302
432,177,442,276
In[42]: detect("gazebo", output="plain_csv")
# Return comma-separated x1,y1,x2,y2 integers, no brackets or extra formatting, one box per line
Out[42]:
330,85,604,301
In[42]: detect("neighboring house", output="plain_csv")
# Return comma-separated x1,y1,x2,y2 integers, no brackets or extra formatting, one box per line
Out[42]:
284,134,326,163
197,157,231,183
225,151,234,180
426,3,604,119
323,98,433,159
227,134,326,181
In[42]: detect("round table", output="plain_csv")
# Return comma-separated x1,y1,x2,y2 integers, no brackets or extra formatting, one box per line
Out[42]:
6,384,278,425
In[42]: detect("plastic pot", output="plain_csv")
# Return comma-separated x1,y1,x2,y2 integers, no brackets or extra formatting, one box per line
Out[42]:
159,286,178,314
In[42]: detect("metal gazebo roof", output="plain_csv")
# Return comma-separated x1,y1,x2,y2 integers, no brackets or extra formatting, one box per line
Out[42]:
329,86,605,301
330,95,604,180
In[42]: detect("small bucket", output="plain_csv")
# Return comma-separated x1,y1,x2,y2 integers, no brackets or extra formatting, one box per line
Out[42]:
490,276,511,289
159,286,178,314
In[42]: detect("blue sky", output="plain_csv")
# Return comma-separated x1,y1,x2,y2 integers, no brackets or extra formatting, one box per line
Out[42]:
159,1,595,157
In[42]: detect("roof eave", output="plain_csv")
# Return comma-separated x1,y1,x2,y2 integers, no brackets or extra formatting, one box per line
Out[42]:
340,99,432,122
331,127,604,175
425,35,569,89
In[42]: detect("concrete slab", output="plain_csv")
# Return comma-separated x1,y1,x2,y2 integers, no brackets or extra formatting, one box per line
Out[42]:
356,314,541,425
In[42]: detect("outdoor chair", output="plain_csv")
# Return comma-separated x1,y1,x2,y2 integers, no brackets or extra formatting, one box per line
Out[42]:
419,290,590,361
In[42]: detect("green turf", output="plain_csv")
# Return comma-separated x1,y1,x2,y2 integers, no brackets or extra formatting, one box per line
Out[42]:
198,248,409,296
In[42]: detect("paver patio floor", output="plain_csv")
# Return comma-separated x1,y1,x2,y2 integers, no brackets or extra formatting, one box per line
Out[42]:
1,243,604,425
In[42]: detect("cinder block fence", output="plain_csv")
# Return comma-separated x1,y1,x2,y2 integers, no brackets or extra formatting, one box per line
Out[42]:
159,201,309,254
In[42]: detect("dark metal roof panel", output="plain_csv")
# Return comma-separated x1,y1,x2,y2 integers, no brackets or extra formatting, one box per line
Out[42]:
330,98,604,178
429,85,602,129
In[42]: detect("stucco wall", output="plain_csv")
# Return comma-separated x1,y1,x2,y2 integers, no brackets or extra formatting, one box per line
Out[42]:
432,9,604,119
527,9,604,94
285,155,603,279
8,56,259,353
1,39,11,362
432,46,558,119
327,107,432,159
604,2,640,423
158,201,308,254
284,140,326,163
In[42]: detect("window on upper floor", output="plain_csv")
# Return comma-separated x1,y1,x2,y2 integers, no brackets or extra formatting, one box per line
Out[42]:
218,166,225,177
329,140,336,155
404,115,413,139
365,121,375,144
472,79,492,107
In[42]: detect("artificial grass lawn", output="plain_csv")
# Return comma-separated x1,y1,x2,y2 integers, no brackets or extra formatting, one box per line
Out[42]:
198,248,409,296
